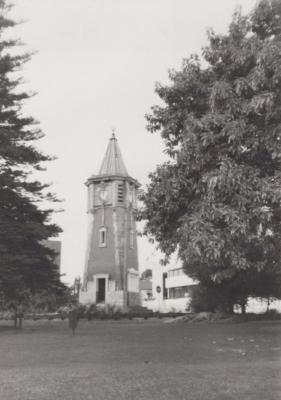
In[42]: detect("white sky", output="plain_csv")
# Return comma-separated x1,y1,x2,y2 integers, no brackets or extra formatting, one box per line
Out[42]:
10,0,256,285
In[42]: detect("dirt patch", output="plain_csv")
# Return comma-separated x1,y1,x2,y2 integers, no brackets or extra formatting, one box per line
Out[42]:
163,312,281,324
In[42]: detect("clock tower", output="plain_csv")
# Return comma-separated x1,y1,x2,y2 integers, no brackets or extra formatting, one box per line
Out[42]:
80,133,140,310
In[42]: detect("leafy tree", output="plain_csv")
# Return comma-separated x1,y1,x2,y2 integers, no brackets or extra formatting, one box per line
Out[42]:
140,0,281,312
0,0,66,306
141,269,152,280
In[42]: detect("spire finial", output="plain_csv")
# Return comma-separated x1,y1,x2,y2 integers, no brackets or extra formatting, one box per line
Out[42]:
111,128,116,140
99,129,128,176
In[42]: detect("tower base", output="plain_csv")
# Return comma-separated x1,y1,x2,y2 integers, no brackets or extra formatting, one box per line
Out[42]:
79,276,140,311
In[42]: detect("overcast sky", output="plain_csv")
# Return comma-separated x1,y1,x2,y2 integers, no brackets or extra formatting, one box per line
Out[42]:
10,0,257,284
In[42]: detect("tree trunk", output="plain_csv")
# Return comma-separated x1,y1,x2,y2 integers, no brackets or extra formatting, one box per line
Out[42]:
267,297,270,312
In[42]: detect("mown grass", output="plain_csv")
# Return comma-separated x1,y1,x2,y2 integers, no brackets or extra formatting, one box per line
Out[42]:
0,318,280,400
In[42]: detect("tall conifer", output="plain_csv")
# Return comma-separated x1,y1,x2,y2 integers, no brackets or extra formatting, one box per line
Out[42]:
0,1,64,303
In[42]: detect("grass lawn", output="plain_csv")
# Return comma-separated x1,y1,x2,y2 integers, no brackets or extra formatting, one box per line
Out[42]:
0,318,280,400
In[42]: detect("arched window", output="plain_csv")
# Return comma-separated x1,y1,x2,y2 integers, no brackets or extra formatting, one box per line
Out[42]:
99,227,107,247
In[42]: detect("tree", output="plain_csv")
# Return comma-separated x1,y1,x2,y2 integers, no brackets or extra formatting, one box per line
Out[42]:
140,0,281,312
0,1,66,306
141,269,152,280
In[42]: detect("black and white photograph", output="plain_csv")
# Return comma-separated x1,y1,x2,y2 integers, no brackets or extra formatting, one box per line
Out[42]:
0,0,280,399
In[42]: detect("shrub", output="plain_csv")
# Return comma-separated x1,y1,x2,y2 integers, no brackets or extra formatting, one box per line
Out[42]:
189,284,236,314
265,308,280,317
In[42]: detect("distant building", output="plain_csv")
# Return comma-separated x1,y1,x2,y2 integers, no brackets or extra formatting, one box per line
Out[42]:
80,133,140,310
242,298,281,313
144,262,281,314
143,264,197,313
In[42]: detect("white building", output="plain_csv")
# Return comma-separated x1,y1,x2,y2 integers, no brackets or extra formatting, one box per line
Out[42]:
142,263,281,314
143,264,197,313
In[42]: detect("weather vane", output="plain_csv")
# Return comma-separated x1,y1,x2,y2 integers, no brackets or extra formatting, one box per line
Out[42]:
111,127,116,139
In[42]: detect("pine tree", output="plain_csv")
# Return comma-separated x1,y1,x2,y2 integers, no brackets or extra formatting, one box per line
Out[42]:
140,0,281,312
0,1,65,305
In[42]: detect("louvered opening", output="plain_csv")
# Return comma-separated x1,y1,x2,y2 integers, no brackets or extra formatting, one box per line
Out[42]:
117,184,124,202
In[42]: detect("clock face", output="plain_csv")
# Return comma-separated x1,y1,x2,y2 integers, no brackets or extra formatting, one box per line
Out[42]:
99,188,108,202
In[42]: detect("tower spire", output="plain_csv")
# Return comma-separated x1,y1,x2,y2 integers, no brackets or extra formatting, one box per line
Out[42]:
98,132,128,176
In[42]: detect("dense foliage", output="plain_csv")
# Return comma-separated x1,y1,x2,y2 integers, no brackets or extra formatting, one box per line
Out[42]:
141,269,152,280
140,0,281,312
0,1,66,305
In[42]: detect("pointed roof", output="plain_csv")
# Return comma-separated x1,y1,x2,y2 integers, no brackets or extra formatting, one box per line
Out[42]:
98,132,129,176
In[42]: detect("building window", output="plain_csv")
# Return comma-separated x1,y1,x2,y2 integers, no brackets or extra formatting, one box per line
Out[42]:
99,227,107,247
168,268,184,278
129,229,134,248
169,285,195,299
117,183,124,203
163,272,168,299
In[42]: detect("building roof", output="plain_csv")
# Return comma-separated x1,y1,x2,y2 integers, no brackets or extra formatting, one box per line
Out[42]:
98,132,128,177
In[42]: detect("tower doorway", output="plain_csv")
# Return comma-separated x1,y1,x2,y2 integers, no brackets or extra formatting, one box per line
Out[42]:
96,278,106,303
